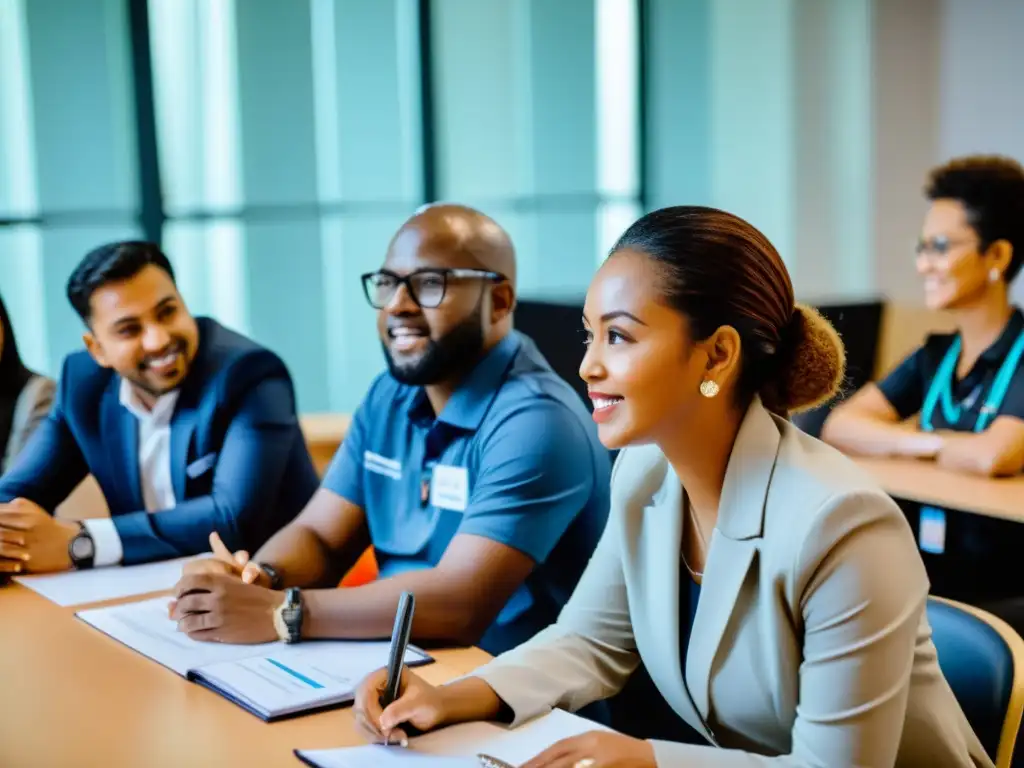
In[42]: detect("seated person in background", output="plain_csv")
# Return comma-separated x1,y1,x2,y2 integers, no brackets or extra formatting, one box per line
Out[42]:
352,206,990,767
823,156,1024,633
823,155,1024,477
0,293,55,474
0,243,319,575
171,204,611,656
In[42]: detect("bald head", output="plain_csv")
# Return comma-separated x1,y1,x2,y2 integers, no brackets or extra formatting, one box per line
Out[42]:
371,203,518,389
389,203,516,288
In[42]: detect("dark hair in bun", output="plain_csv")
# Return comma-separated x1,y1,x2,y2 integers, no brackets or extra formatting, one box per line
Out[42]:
612,206,845,416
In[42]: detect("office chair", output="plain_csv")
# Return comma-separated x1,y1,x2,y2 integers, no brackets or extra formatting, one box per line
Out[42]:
791,299,884,437
514,298,588,406
928,596,1024,767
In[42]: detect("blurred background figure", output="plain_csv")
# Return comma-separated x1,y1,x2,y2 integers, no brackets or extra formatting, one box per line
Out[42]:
823,156,1024,476
823,156,1024,637
0,293,54,473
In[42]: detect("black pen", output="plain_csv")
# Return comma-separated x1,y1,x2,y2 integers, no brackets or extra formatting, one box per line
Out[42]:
380,591,416,711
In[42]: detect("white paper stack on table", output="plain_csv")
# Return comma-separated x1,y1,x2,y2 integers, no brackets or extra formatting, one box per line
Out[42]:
14,556,194,606
295,708,610,767
76,596,434,721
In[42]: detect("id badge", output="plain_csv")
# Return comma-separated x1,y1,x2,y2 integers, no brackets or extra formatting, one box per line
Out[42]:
918,506,947,555
429,465,469,512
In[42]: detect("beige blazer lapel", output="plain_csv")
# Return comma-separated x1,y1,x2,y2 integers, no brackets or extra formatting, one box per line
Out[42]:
635,470,712,742
685,400,782,730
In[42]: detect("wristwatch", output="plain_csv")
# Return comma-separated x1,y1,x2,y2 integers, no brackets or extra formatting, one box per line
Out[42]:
68,523,95,570
258,562,283,590
273,587,304,644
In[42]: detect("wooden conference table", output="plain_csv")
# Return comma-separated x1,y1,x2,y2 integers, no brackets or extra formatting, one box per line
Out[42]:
298,414,1024,523
0,583,491,767
854,456,1024,524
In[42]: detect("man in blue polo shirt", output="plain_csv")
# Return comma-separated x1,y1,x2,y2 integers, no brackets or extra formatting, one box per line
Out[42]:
170,204,611,655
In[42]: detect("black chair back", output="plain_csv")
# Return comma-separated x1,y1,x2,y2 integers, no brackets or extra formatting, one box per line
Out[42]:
514,298,587,405
792,300,884,436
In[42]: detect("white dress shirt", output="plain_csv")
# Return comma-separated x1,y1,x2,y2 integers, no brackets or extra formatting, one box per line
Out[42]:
83,380,179,566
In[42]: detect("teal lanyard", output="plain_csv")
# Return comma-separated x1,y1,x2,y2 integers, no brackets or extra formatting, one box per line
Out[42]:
921,326,1024,433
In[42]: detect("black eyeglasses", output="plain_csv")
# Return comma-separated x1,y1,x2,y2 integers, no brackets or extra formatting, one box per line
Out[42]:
361,268,505,309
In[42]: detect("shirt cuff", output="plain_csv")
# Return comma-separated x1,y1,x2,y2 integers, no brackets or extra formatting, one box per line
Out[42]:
82,518,124,567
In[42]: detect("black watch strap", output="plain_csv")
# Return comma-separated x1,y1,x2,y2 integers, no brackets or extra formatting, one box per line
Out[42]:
259,562,283,590
68,522,95,570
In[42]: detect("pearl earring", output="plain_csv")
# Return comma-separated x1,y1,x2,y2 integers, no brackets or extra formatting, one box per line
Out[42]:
990,268,1001,283
700,379,720,398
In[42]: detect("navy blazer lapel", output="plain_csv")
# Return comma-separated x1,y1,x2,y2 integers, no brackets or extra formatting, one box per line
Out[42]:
102,380,142,510
686,398,781,724
169,323,215,501
170,397,199,502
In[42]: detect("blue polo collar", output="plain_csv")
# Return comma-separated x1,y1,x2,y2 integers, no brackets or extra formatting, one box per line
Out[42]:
409,332,522,431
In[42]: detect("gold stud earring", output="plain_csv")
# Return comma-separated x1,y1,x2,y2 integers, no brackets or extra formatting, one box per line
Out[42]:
700,379,720,398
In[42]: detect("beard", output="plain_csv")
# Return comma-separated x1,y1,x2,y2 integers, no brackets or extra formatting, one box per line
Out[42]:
383,304,486,387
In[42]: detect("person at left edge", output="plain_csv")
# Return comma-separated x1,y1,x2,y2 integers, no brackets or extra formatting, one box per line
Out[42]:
0,242,319,573
170,204,611,657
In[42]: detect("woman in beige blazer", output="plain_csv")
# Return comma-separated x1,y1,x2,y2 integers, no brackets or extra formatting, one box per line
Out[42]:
353,207,991,767
0,294,55,474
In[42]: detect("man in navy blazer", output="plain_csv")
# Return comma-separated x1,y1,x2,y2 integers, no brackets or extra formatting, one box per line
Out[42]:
0,242,319,572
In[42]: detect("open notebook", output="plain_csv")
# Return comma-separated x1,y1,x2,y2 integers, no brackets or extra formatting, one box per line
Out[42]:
296,708,610,767
76,596,433,721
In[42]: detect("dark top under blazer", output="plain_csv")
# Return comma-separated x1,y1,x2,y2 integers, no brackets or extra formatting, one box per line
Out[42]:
0,317,320,565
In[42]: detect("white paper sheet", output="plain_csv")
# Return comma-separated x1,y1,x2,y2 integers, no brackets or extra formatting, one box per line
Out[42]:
297,709,607,767
299,747,477,768
76,595,263,675
77,596,433,719
15,556,192,606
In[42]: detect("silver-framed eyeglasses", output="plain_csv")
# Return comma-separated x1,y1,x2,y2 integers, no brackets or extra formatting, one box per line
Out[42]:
361,268,506,309
914,235,978,262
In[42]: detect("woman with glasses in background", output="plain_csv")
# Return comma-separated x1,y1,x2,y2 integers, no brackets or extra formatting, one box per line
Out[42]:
0,294,54,475
824,155,1024,476
823,155,1024,633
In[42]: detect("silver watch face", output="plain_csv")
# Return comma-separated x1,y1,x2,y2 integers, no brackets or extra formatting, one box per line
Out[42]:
71,535,94,560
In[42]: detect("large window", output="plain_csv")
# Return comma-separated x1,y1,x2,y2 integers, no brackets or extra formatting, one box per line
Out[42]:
0,0,645,411
596,0,642,264
0,0,140,374
432,0,641,298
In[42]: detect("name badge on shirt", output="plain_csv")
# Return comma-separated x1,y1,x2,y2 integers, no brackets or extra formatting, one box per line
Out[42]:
918,506,947,555
364,451,402,480
429,465,469,512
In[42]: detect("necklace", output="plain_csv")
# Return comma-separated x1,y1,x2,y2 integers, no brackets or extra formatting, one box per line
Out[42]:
681,493,706,582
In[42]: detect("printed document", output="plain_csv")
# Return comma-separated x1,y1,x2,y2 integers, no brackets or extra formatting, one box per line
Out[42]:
77,596,433,720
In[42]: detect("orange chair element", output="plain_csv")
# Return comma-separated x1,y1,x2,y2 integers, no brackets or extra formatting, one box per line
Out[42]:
340,547,378,587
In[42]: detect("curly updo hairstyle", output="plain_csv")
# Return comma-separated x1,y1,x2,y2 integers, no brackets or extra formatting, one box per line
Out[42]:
613,206,845,416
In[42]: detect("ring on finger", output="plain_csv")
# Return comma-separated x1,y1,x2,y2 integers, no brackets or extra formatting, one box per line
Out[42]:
574,760,596,768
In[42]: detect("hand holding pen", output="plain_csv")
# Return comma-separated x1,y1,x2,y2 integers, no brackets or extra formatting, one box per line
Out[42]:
352,592,448,746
